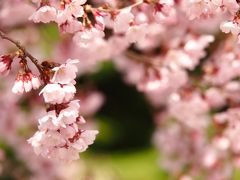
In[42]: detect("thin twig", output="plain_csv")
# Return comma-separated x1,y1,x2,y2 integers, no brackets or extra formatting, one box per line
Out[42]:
92,0,144,13
125,50,161,67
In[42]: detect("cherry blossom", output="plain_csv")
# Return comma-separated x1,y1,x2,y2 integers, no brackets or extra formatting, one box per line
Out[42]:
63,0,86,18
126,24,147,43
73,27,105,47
29,6,57,23
51,59,79,84
113,8,134,33
40,83,76,104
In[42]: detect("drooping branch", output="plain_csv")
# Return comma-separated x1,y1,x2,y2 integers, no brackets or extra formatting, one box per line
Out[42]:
0,30,47,82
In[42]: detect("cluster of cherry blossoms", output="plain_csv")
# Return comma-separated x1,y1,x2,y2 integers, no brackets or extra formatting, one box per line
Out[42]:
151,36,240,179
30,0,175,48
28,60,98,161
0,30,98,162
29,0,240,47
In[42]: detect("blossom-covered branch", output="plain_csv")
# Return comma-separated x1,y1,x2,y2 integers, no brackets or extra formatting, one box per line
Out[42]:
0,29,98,162
28,60,99,161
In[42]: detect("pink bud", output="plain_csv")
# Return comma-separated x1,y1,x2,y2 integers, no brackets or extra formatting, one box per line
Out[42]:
0,55,13,76
12,72,41,94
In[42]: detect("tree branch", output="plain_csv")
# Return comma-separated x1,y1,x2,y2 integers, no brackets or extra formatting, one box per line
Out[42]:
0,30,46,81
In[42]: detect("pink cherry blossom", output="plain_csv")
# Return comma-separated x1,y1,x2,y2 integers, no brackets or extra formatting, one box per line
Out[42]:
63,0,86,18
73,27,105,47
113,8,134,33
58,16,83,33
205,87,226,108
39,83,76,104
28,99,98,162
220,21,240,35
57,100,81,126
52,59,79,84
126,24,147,43
29,5,57,23
211,0,239,13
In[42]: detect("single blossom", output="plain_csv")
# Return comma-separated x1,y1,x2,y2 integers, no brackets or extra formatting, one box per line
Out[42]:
29,5,57,23
38,111,60,131
63,0,86,18
113,8,134,33
58,100,83,126
51,59,79,84
40,83,76,104
126,24,147,43
73,27,105,47
58,17,83,33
